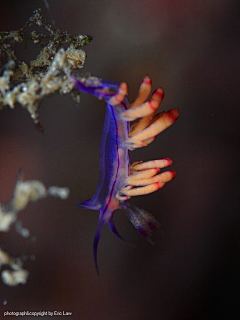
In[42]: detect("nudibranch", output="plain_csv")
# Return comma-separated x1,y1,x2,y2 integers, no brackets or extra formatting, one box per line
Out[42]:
72,75,179,274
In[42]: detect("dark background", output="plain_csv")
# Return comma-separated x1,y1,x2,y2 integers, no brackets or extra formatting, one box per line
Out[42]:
0,0,239,319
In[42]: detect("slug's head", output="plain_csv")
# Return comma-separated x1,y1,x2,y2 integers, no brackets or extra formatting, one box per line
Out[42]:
72,75,127,101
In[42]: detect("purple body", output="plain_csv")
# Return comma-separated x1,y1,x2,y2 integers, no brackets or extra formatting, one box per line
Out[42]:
73,76,159,274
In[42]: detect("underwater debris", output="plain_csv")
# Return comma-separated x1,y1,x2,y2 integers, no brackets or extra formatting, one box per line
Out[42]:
0,249,29,286
0,171,69,285
0,8,92,127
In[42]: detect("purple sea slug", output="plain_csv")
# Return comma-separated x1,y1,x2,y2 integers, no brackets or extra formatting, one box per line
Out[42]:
72,75,179,274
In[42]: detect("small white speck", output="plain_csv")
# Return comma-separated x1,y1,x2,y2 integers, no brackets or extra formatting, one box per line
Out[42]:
3,300,7,305
211,113,213,116
48,186,70,199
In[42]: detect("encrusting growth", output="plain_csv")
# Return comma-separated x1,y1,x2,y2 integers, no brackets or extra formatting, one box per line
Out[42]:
0,8,92,128
0,9,91,287
0,171,69,286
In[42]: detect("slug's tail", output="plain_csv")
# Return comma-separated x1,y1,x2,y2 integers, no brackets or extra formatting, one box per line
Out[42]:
93,217,106,276
122,203,160,245
93,203,159,274
94,213,135,275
